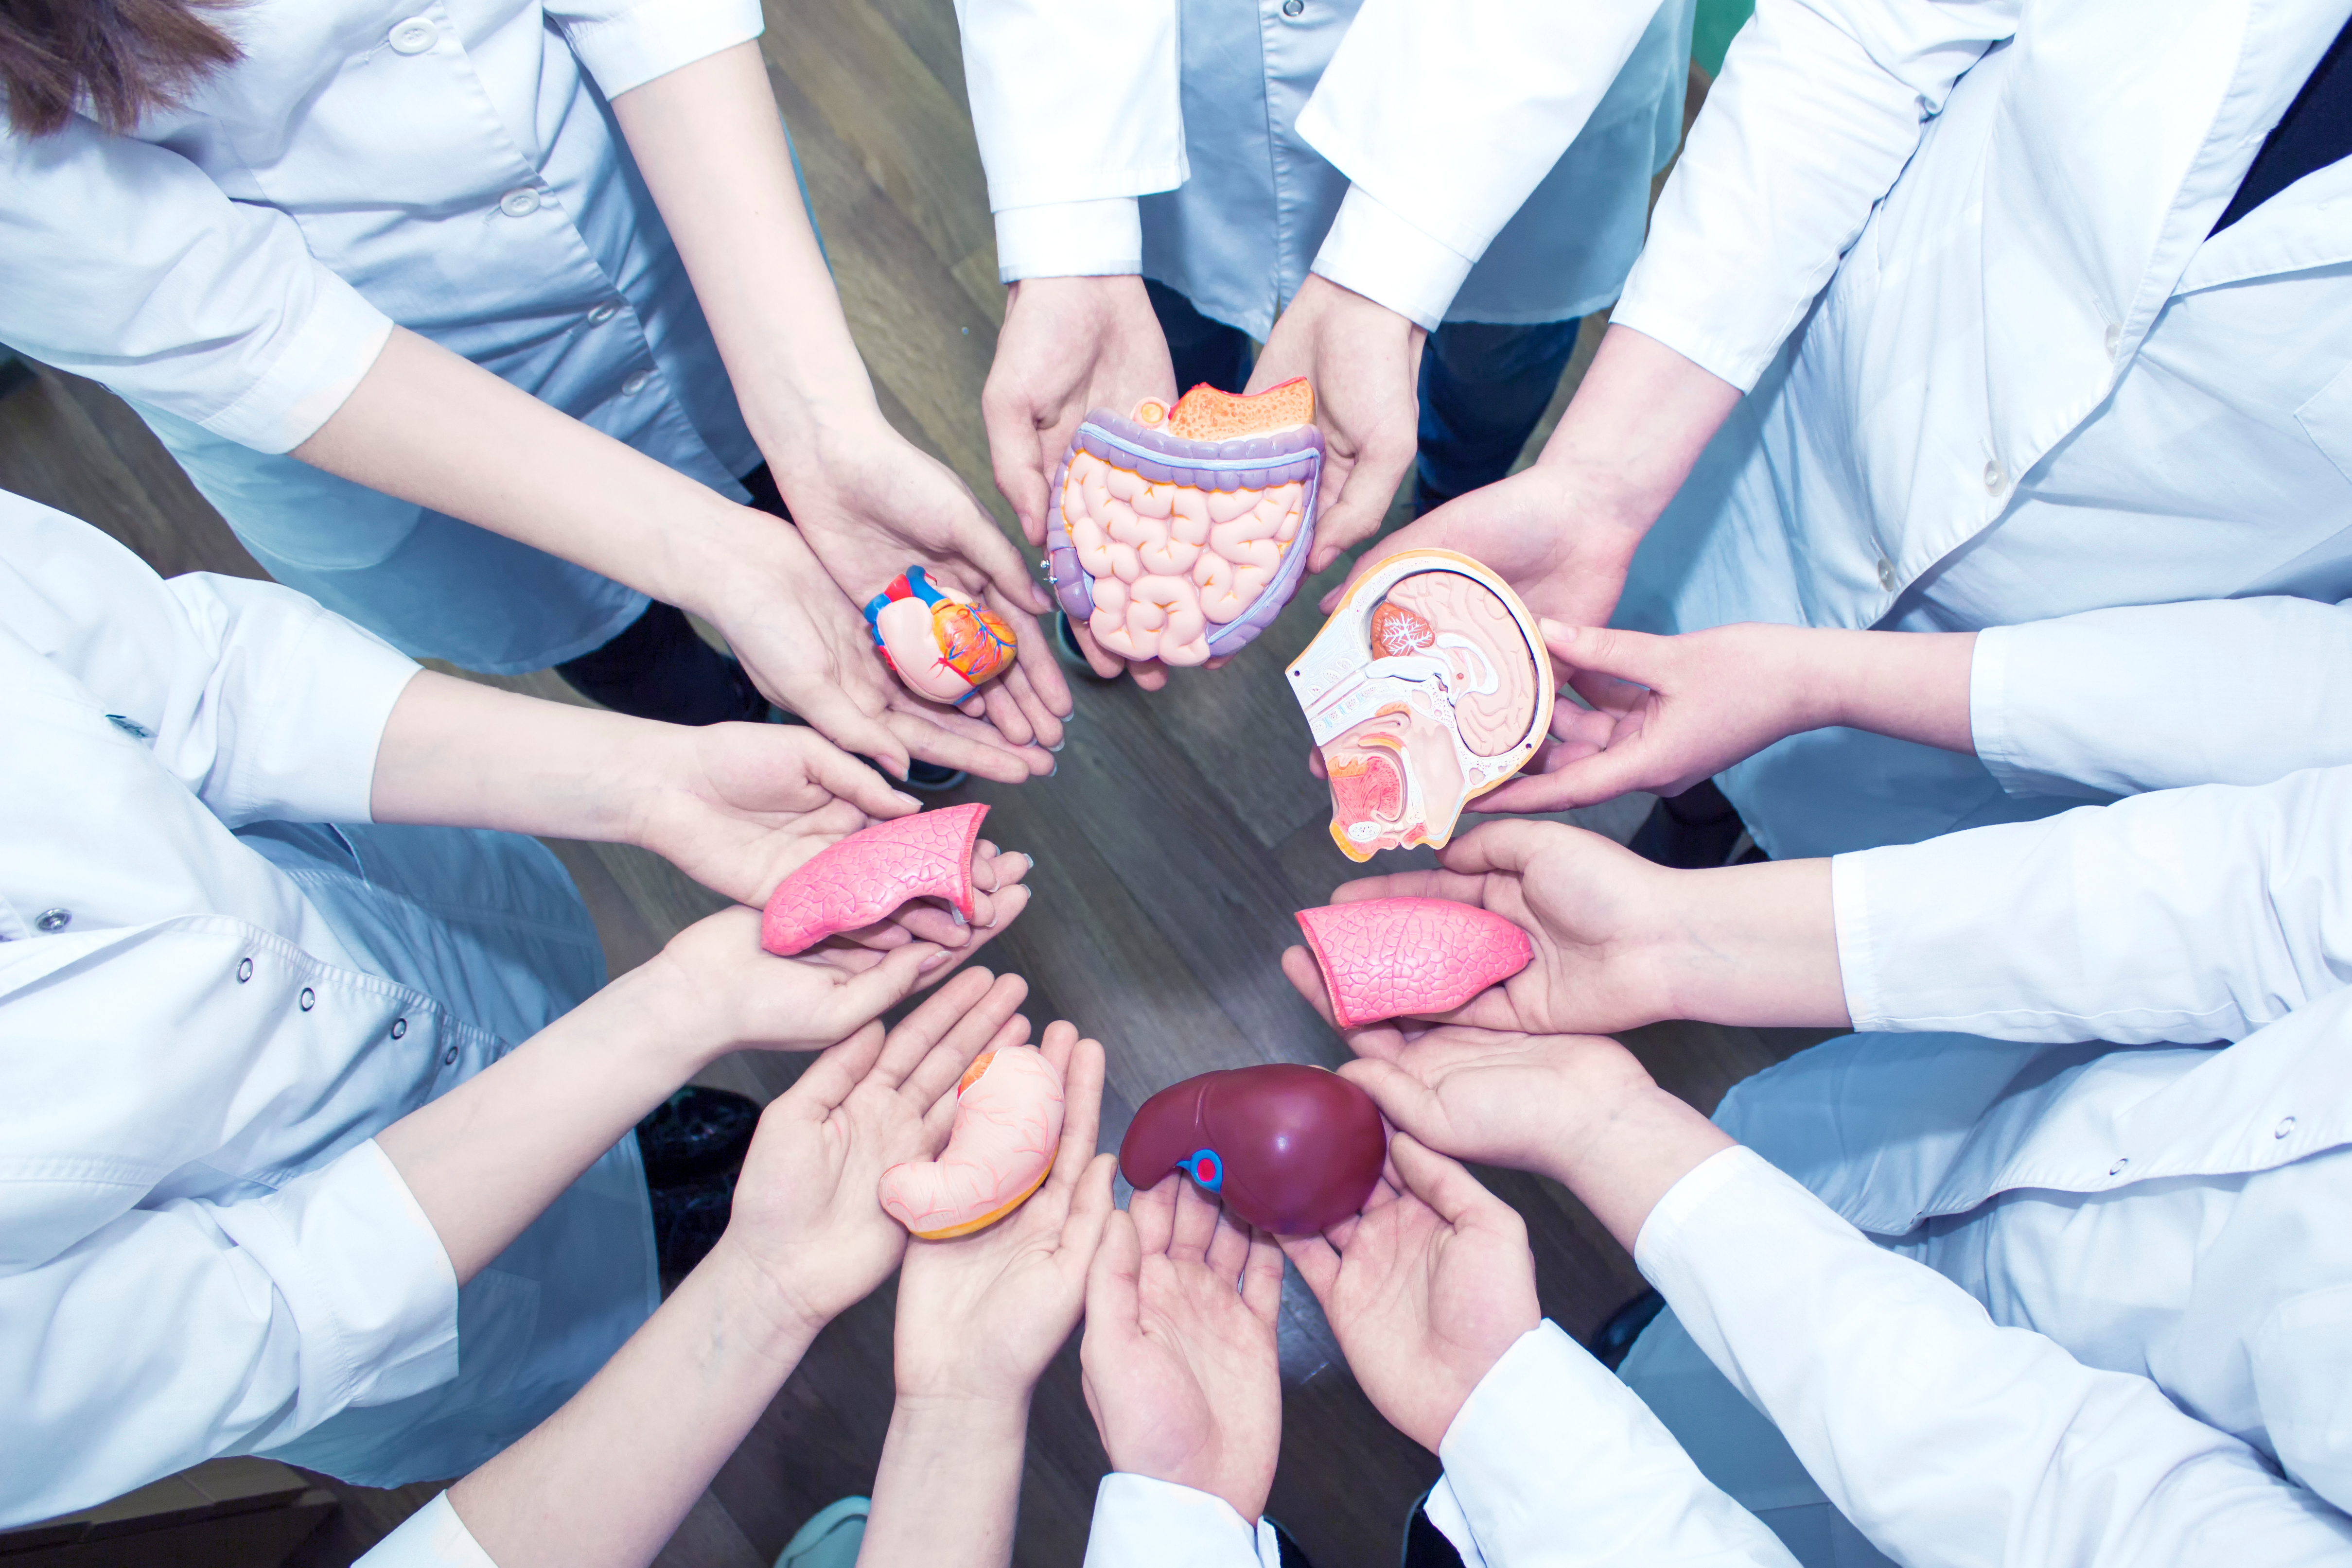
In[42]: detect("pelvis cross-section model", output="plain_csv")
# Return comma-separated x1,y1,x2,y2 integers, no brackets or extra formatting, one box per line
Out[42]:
1118,1063,1385,1235
1296,897,1534,1028
1046,378,1322,666
760,802,989,957
1290,549,1554,861
864,566,1017,703
879,1045,1065,1239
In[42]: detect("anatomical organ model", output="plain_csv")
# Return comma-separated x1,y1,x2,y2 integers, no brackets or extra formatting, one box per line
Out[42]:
1046,378,1323,666
1119,1063,1385,1235
1295,897,1533,1028
760,802,989,956
879,1045,1065,1239
1290,549,1553,860
864,566,1017,703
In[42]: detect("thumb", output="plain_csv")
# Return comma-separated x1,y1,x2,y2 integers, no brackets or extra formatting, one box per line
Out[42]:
1543,622,1668,688
1384,1134,1498,1229
1435,817,1557,879
982,386,1055,548
796,731,922,819
812,939,954,1043
1308,442,1413,572
778,679,913,784
1336,1057,1453,1149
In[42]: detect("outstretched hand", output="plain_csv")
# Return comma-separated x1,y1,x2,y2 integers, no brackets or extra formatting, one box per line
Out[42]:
1280,1135,1540,1453
1248,275,1426,574
1081,1174,1286,1523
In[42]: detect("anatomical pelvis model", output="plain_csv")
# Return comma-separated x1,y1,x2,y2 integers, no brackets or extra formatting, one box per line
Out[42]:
1295,897,1533,1028
761,802,989,957
1045,378,1323,666
879,1045,1066,1239
864,566,1018,703
1289,549,1553,861
1119,1063,1385,1235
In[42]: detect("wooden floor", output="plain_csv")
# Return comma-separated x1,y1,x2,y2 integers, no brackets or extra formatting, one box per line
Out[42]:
0,10,1815,1565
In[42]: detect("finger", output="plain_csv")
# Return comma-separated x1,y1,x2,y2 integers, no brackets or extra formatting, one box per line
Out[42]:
1307,442,1414,573
1045,1033,1108,1199
1334,1057,1453,1149
776,1018,889,1115
981,389,1053,547
783,939,948,1050
977,676,1037,749
1129,1171,1181,1257
1544,622,1668,687
788,732,923,819
1205,1202,1251,1280
1340,1021,1410,1063
1059,1152,1119,1275
953,882,1033,958
1279,1230,1342,1301
1002,662,1069,752
1085,1207,1144,1344
907,1007,1033,1116
1240,1226,1286,1322
888,709,1046,785
1325,867,1493,908
866,966,996,1086
1386,1134,1507,1230
775,680,913,784
1168,1168,1223,1260
1280,946,1340,1029
1307,744,1326,781
890,971,1028,1095
1433,818,1560,879
991,597,1074,729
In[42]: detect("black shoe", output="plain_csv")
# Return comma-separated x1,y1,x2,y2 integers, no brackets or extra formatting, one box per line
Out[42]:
556,601,769,725
904,759,969,792
1627,779,1755,870
1053,610,1117,681
1589,1289,1666,1372
649,1168,735,1279
635,1087,759,1187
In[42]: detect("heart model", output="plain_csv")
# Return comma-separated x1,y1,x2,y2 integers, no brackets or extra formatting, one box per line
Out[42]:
760,802,989,957
1119,1063,1386,1235
879,1045,1066,1239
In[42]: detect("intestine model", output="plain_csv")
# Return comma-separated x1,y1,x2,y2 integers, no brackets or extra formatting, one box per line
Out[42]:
1295,897,1533,1028
864,566,1018,703
879,1045,1065,1239
1045,379,1323,667
760,802,988,956
1288,549,1553,861
1118,1063,1385,1235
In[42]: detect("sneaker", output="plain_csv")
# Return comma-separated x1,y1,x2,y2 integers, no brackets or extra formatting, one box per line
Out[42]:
776,1497,869,1568
1590,1289,1666,1372
635,1087,759,1188
1053,610,1118,681
903,759,969,792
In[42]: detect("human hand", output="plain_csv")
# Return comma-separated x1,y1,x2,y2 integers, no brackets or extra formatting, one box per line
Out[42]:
982,276,1179,693
1280,1135,1539,1453
891,1022,1116,1404
1251,275,1426,574
1080,1174,1285,1522
715,969,1036,1335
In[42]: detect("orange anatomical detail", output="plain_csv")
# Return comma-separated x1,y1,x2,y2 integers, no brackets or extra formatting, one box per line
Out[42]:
1145,377,1316,441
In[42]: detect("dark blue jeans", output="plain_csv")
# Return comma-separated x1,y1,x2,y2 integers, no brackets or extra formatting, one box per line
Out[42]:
1144,279,1581,516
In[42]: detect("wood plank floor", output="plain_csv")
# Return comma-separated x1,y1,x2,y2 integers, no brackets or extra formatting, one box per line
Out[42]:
0,13,1811,1565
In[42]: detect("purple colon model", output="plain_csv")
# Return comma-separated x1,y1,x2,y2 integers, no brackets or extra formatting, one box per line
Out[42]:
1118,1063,1386,1234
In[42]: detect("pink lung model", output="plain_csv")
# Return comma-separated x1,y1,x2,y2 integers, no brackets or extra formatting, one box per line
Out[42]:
760,802,989,957
1289,549,1554,861
879,1045,1066,1239
1045,379,1322,666
1295,897,1534,1028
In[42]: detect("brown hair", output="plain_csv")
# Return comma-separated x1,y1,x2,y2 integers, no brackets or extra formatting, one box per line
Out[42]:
1,0,243,139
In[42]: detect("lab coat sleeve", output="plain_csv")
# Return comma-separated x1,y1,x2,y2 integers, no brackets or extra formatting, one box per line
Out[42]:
1637,1147,2352,1568
355,1492,498,1568
1833,767,2352,1043
1080,1473,1284,1568
546,0,767,100
1971,597,2352,800
0,1139,458,1529
953,0,1185,280
1423,1320,1798,1568
0,495,419,826
0,118,393,454
1295,0,1667,331
1613,0,2022,391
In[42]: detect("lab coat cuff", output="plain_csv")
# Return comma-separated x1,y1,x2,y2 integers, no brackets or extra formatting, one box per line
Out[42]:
198,282,393,456
1829,851,1887,1032
560,0,766,99
1080,1474,1282,1568
207,1139,459,1430
1969,624,2033,797
1309,187,1474,333
1608,279,1781,398
994,200,1144,283
354,1491,495,1568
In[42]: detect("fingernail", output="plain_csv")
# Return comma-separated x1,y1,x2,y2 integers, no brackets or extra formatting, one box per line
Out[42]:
950,906,968,927
891,790,921,808
920,949,953,971
1048,739,1065,753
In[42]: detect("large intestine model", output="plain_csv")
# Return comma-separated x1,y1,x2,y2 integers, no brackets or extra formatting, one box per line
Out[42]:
1045,379,1323,666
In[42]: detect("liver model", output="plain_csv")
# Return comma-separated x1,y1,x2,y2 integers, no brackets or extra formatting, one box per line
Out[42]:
1119,1063,1385,1235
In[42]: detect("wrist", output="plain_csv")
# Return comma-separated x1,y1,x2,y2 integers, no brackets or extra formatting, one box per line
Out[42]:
605,947,736,1076
700,1235,829,1365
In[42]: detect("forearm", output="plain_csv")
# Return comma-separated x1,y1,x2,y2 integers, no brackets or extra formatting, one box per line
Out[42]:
1537,1077,1734,1254
860,1395,1031,1567
447,1240,818,1568
1640,858,1849,1030
1529,326,1743,549
369,669,684,845
1810,627,1976,753
292,326,791,625
613,43,885,466
375,961,709,1281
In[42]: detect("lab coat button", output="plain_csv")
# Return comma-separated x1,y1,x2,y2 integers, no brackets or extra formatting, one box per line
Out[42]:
443,1045,459,1066
499,188,542,219
1982,458,2004,493
2104,322,2123,356
391,1017,408,1039
388,17,438,54
237,957,253,982
587,301,619,325
34,907,70,933
2275,1115,2297,1139
1281,0,1304,14
621,370,651,395
298,987,316,1011
2108,1157,2129,1175
1875,556,1897,592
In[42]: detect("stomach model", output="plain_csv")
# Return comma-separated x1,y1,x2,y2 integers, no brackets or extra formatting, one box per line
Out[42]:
1288,549,1554,861
1045,378,1323,666
879,1045,1066,1239
864,566,1018,703
1118,1063,1384,1235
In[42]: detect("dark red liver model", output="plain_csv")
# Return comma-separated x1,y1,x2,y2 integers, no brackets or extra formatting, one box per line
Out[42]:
1118,1063,1387,1235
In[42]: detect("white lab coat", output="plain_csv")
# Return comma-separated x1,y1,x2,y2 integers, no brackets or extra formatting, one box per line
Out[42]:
0,0,768,674
0,492,656,1525
956,0,1693,337
1605,0,2352,857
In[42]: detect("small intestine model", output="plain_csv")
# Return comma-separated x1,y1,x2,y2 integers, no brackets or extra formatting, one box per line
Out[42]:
1119,1063,1386,1235
864,566,1018,703
1289,549,1554,861
1045,378,1323,666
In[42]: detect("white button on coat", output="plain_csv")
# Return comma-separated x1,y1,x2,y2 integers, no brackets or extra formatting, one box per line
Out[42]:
387,17,439,54
1875,556,1897,592
621,370,651,395
498,187,541,219
587,301,619,324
